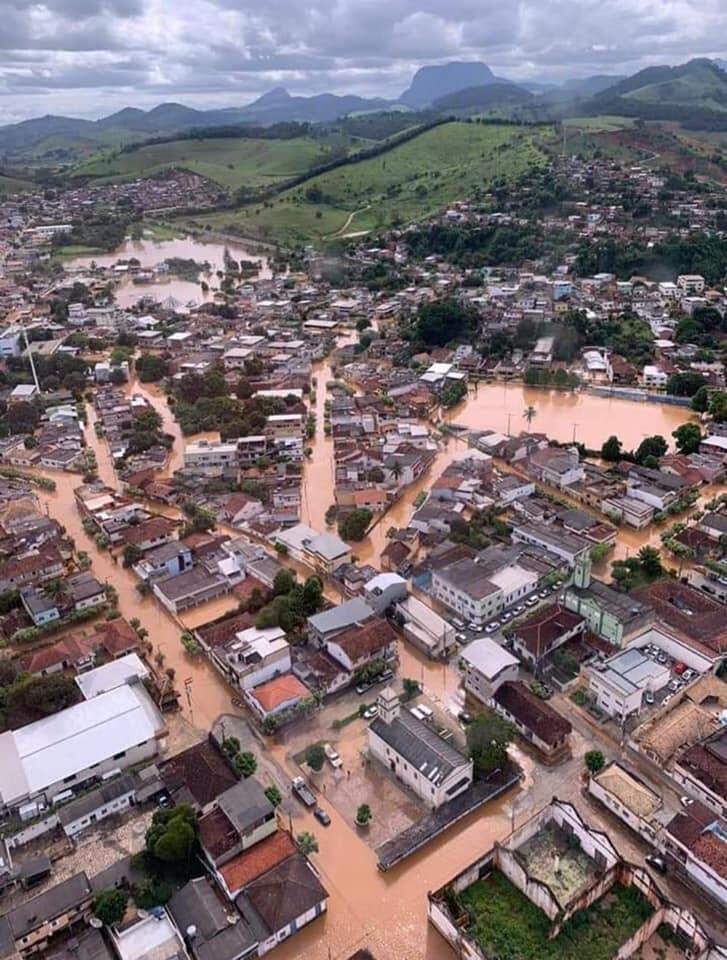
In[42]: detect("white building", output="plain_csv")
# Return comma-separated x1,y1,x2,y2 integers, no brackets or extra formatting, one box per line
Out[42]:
211,626,291,692
459,637,519,703
0,682,165,816
396,595,456,658
642,365,668,389
586,648,671,720
367,687,473,809
184,439,240,476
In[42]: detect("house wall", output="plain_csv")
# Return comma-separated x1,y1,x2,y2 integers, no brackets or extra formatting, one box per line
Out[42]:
670,763,725,818
61,790,135,838
588,777,660,844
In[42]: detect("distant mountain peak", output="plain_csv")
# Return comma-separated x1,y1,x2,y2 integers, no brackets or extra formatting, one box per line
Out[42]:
400,61,496,107
254,87,292,105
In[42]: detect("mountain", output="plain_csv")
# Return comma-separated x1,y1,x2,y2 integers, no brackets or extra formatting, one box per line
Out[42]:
714,59,727,73
432,82,533,113
400,61,497,107
561,74,626,96
0,91,392,159
587,58,727,116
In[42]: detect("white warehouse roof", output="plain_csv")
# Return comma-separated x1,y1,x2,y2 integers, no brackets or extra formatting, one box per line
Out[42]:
0,683,164,807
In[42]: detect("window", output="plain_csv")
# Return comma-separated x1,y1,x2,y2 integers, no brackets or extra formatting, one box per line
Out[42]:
113,751,126,760
63,774,76,784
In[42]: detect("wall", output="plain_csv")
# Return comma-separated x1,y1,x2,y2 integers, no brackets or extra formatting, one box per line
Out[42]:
5,813,59,850
588,776,659,844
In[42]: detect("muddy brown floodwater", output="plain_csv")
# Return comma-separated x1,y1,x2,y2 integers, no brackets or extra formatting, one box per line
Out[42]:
28,339,716,960
68,235,272,308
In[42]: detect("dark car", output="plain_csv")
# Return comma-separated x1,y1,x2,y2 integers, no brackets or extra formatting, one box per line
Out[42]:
314,807,331,827
458,711,473,725
645,854,667,874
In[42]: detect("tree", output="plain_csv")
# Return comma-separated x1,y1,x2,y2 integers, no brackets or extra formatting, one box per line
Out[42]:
638,545,663,578
523,405,537,429
264,785,283,807
402,677,421,700
413,297,479,348
305,743,326,772
221,736,241,757
146,805,197,864
634,435,667,465
233,752,257,778
590,543,611,563
356,804,372,826
338,508,372,541
122,543,143,568
667,371,708,398
672,422,702,456
180,631,202,656
691,385,710,413
302,576,323,614
584,750,605,774
273,568,296,596
601,435,622,462
296,831,319,856
465,711,514,776
93,888,128,926
440,380,468,408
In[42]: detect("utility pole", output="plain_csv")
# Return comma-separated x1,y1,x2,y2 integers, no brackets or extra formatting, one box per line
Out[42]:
21,320,41,394
572,423,579,444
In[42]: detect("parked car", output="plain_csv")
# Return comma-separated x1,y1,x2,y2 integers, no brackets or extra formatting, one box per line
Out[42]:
456,632,468,644
362,705,378,720
644,690,655,705
501,611,512,622
646,854,667,874
356,682,372,695
538,589,549,599
314,806,331,827
450,617,465,630
513,605,524,614
292,777,316,808
417,705,434,721
673,662,687,675
458,711,473,725
323,743,342,769
379,668,394,682
526,596,539,607
485,622,500,634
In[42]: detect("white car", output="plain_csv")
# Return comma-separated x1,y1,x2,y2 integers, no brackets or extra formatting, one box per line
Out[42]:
323,743,343,769
485,622,499,634
362,705,378,720
526,596,539,607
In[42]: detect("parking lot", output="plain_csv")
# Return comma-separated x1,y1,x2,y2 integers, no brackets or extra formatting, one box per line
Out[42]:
635,640,701,710
445,578,568,646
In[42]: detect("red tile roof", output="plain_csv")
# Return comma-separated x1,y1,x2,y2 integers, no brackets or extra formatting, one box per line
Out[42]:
219,831,296,894
494,681,572,747
248,674,309,713
328,617,397,663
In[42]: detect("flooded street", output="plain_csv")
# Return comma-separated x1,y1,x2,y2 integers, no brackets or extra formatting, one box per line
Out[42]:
26,318,719,960
67,235,271,308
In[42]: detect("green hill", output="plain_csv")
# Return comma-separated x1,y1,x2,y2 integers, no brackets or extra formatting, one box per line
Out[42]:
0,173,32,195
585,59,727,128
191,121,553,244
73,133,359,190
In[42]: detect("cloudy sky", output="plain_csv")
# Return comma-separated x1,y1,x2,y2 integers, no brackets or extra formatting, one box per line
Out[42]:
0,0,725,121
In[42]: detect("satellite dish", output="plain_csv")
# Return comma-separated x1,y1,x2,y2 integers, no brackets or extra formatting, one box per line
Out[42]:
186,925,197,939
226,914,239,926
89,917,103,929
137,909,149,920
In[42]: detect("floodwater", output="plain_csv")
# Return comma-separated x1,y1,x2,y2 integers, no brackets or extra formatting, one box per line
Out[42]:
444,381,693,452
67,235,271,308
27,343,718,960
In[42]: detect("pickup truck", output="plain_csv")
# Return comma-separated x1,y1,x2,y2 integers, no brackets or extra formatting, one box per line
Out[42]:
291,776,316,807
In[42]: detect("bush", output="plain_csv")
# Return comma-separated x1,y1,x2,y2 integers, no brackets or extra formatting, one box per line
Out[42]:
338,508,372,541
93,888,128,925
264,785,282,807
296,831,319,855
133,877,173,910
233,751,257,778
356,803,372,826
585,750,605,774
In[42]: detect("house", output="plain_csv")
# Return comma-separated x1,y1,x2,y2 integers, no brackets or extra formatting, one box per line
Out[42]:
323,617,397,675
66,572,106,612
118,515,177,552
134,541,193,581
18,633,95,676
0,682,165,815
57,773,137,838
585,647,671,720
588,762,664,844
19,586,60,626
492,681,572,763
160,740,238,813
459,636,519,703
300,531,351,575
511,522,590,566
527,446,584,489
0,872,93,957
662,801,727,910
564,555,654,646
395,595,456,658
199,778,277,871
207,626,291,692
153,567,229,614
244,673,310,722
168,878,259,960
601,495,654,529
672,728,727,818
367,687,473,809
511,604,585,670
307,597,374,644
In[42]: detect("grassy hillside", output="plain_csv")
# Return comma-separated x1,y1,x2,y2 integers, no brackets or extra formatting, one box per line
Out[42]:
73,134,359,189
0,174,32,195
189,121,554,244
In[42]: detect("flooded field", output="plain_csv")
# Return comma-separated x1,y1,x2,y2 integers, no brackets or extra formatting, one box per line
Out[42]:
67,234,271,308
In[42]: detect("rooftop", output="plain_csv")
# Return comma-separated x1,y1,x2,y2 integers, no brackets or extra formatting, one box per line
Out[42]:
370,707,469,788
516,820,599,907
593,763,662,819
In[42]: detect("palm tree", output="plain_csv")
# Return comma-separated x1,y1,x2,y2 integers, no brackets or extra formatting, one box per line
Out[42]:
523,405,537,429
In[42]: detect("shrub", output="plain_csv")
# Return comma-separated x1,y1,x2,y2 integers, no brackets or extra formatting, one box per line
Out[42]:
356,804,372,826
93,888,128,925
585,750,605,774
305,743,326,772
